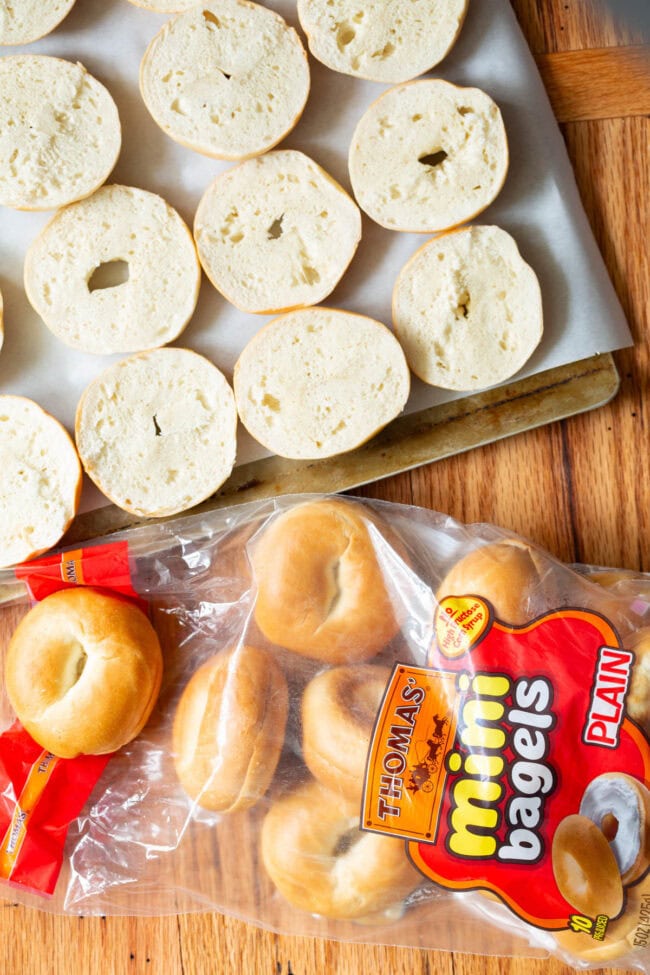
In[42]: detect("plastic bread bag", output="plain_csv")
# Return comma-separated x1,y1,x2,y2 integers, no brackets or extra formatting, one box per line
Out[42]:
1,493,650,969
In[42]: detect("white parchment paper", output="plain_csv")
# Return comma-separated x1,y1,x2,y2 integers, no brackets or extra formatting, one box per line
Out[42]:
0,0,632,512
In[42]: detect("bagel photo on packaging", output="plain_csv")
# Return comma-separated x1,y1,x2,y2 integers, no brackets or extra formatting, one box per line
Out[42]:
5,588,163,759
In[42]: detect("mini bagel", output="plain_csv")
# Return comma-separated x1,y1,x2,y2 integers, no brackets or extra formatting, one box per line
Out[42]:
139,0,310,161
251,499,405,663
0,395,81,568
297,0,468,84
261,778,419,919
0,56,121,211
172,646,288,813
580,773,650,885
5,588,163,759
75,348,238,518
552,814,623,920
193,150,362,315
436,539,556,626
302,664,390,803
392,225,543,392
233,307,410,460
24,184,201,355
348,79,508,233
624,627,650,734
0,0,77,45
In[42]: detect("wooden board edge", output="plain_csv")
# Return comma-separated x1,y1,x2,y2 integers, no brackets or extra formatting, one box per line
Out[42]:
60,353,620,546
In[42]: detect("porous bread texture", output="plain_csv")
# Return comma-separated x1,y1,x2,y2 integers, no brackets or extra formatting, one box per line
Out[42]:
349,79,509,233
392,225,543,391
0,56,121,211
24,184,201,355
75,348,237,518
0,0,77,45
0,396,81,568
194,150,362,314
139,0,310,160
234,308,410,460
126,0,196,11
297,0,468,83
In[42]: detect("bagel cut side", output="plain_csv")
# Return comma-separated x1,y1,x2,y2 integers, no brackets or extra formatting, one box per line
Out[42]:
297,0,468,83
25,184,201,355
139,0,310,160
0,0,77,45
349,79,508,233
234,307,410,460
194,150,361,314
0,56,121,211
0,396,81,569
75,348,237,518
392,225,543,391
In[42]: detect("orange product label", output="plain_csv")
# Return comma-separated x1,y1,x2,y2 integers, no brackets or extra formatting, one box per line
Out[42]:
60,549,85,586
0,750,58,880
362,665,461,841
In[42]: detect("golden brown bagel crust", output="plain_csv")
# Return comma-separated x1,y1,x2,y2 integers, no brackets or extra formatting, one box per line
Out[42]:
5,588,163,758
436,539,556,626
261,778,419,919
172,645,288,812
251,499,403,662
302,664,390,803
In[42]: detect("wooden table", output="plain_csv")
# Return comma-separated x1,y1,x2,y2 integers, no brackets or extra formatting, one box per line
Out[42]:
5,2,650,972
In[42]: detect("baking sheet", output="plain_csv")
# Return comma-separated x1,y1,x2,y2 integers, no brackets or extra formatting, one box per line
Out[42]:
0,0,632,514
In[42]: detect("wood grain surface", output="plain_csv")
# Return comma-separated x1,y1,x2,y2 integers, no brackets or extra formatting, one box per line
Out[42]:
3,2,650,974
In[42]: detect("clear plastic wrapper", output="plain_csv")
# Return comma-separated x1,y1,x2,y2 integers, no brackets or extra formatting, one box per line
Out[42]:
1,493,650,970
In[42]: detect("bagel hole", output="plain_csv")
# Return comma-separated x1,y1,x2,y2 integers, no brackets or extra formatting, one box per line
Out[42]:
58,644,88,698
333,826,360,857
601,813,619,841
336,23,356,50
88,260,130,293
325,558,342,619
455,291,471,319
203,10,221,30
418,149,448,169
73,651,87,684
267,215,284,240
